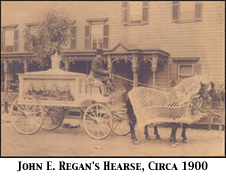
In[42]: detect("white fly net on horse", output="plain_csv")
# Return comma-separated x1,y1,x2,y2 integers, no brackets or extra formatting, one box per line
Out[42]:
128,75,210,129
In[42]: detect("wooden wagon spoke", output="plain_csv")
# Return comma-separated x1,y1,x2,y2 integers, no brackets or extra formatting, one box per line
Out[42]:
25,118,28,133
48,111,62,119
86,113,98,121
90,107,97,118
41,107,64,131
14,104,25,113
29,105,37,113
46,106,55,112
25,103,31,112
98,122,109,134
12,110,24,116
14,118,23,127
98,123,106,134
21,104,28,112
28,118,36,128
99,114,110,123
83,103,113,139
26,104,33,112
29,110,42,116
90,124,96,135
96,106,100,117
28,117,39,130
91,123,99,136
48,116,58,125
27,118,34,133
113,121,120,130
10,95,44,135
29,115,42,124
97,125,100,138
26,118,32,132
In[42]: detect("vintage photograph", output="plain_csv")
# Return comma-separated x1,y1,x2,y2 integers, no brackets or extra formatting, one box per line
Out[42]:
1,1,225,156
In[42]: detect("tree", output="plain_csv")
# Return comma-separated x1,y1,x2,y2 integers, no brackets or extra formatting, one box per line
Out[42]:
26,9,74,68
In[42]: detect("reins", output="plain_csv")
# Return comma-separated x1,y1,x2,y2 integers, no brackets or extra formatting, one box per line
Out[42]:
111,73,171,91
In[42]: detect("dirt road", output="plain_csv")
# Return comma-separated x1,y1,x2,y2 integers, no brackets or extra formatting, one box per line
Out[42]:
1,121,225,157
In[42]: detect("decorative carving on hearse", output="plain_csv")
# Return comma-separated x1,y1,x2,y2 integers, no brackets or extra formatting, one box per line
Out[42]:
26,83,74,101
17,67,105,107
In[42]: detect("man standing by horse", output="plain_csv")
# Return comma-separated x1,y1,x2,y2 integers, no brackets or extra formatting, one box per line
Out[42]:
91,49,117,96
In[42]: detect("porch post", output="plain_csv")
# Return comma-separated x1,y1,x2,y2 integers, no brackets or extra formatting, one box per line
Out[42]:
23,59,28,72
64,58,69,72
3,59,8,113
151,55,158,86
132,54,139,87
107,55,113,77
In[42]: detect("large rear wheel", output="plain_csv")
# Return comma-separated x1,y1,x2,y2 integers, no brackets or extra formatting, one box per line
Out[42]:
10,95,43,135
41,106,65,131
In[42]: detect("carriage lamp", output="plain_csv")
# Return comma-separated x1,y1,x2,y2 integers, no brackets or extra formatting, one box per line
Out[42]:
88,73,94,85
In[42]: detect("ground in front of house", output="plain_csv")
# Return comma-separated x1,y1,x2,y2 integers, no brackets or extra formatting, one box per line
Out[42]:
1,119,225,157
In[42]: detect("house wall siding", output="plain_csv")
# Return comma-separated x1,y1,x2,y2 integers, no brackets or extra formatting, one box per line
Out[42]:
1,1,225,82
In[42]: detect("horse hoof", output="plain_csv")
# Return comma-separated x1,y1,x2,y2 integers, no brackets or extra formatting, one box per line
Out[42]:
156,135,161,140
132,139,139,145
170,143,177,147
145,136,151,141
169,138,174,142
170,142,179,147
182,139,188,143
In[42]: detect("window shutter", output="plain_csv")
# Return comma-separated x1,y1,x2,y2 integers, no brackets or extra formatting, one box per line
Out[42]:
14,29,19,51
1,30,5,52
195,2,202,20
71,26,76,49
142,1,149,23
24,28,30,51
122,2,129,25
170,63,178,82
103,24,109,49
172,1,179,22
84,25,90,49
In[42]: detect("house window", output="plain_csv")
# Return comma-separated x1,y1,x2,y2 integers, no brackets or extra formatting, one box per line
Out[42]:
5,29,14,52
178,64,194,81
172,1,202,22
24,24,37,51
1,26,19,52
62,25,77,50
130,2,143,22
91,24,103,50
122,1,149,25
85,19,109,50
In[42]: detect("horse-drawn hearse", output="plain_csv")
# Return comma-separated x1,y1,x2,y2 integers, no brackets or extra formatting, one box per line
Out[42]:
10,54,223,145
10,62,130,139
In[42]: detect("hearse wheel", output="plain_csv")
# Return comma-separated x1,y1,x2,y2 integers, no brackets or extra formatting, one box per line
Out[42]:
41,106,65,131
10,95,44,135
83,103,113,140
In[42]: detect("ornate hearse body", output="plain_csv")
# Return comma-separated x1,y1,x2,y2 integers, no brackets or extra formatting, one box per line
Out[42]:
10,57,130,139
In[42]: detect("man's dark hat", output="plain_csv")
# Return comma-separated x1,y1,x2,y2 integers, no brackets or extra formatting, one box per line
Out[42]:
96,48,103,55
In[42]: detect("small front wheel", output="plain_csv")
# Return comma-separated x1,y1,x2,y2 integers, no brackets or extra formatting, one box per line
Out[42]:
83,103,113,140
111,104,130,136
